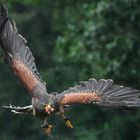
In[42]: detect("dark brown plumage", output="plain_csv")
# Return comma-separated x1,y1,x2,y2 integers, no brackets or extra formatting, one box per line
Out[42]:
1,4,140,139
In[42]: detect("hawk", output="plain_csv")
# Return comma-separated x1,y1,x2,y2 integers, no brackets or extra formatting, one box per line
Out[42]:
0,4,140,139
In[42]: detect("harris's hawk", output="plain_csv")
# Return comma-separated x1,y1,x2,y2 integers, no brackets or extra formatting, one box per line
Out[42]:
1,4,140,139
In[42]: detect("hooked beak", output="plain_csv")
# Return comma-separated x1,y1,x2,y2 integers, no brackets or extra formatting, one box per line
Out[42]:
45,104,54,115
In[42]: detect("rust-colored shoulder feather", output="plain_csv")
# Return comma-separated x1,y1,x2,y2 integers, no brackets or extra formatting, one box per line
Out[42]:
57,79,140,108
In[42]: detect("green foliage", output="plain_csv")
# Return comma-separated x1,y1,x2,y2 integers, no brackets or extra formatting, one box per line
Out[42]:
0,0,140,140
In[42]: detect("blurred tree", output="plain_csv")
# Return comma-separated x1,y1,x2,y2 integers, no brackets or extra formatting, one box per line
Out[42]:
0,0,140,140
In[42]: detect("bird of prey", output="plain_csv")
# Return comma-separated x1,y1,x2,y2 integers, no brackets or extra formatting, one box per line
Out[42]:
1,4,140,139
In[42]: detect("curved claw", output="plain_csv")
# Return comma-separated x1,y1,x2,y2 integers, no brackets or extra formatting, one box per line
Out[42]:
41,124,57,140
42,124,53,134
64,118,73,128
41,119,53,135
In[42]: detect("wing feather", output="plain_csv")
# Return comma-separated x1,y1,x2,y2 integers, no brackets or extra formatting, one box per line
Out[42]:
0,4,47,95
57,78,140,108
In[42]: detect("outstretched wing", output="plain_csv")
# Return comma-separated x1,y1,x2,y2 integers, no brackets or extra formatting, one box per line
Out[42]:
0,4,47,95
57,78,140,108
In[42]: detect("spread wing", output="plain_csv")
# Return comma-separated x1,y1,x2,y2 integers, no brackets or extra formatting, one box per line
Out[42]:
57,78,140,108
0,4,47,95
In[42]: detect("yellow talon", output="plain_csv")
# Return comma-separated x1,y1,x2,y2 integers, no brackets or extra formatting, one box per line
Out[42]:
65,120,73,128
43,125,53,134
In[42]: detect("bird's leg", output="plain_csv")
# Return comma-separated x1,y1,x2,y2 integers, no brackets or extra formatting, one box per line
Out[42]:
59,106,73,129
3,104,33,114
41,119,57,140
41,118,53,135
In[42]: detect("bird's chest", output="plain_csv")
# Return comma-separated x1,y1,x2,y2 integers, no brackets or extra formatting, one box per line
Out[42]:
33,108,47,119
32,97,48,119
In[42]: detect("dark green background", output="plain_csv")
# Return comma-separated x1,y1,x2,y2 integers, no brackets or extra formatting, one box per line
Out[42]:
0,0,140,140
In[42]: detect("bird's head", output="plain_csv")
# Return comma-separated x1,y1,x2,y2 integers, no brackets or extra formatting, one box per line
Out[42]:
33,93,59,116
33,98,57,117
42,93,61,116
44,103,55,116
